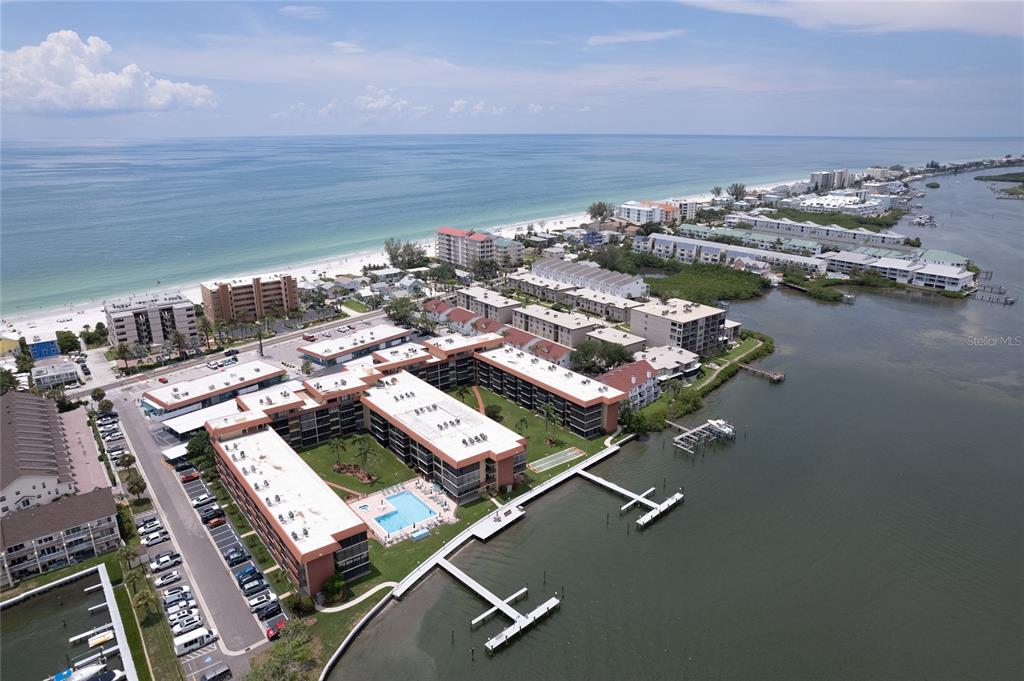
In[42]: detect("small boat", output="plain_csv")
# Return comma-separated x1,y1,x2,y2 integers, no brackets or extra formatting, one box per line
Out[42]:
52,665,126,681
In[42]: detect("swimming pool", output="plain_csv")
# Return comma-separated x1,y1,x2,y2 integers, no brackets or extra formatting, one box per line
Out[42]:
375,491,436,534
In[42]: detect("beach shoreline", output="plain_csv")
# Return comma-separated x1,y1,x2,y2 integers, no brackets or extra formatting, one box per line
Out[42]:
0,176,798,341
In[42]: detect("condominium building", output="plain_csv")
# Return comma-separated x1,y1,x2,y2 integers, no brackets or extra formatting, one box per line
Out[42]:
862,180,904,194
435,227,524,268
455,286,521,323
208,424,370,595
140,360,287,420
104,291,199,349
562,288,643,322
635,233,826,275
630,299,727,356
724,213,907,247
0,488,119,588
634,346,701,381
30,361,80,390
26,334,59,361
476,346,625,438
598,360,660,410
507,272,578,303
298,324,414,366
201,273,299,323
585,327,646,353
532,258,649,299
821,252,975,291
809,169,849,192
511,305,601,348
615,201,663,226
361,371,527,501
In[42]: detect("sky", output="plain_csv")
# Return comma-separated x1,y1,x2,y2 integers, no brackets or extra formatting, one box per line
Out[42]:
1,1,1022,139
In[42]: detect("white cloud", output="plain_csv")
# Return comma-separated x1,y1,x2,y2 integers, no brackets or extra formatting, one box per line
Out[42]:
316,86,432,120
528,103,544,114
279,5,326,20
354,85,409,113
586,29,687,46
271,102,311,120
448,98,467,113
331,41,365,54
1,30,216,114
678,1,1023,37
471,100,504,116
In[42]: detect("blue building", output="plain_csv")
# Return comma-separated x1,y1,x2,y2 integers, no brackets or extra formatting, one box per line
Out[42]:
27,334,60,360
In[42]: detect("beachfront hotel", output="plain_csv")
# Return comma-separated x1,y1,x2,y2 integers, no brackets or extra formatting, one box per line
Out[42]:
140,359,286,420
630,299,727,356
103,291,199,349
532,257,649,299
434,227,524,268
455,286,521,323
475,345,626,438
511,304,601,348
200,273,299,323
207,421,370,595
298,324,414,366
361,371,527,501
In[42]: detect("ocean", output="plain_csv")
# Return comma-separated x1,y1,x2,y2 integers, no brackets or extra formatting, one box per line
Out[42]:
1,134,1020,314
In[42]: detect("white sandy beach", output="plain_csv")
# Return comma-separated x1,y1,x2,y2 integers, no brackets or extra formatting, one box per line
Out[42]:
1,177,799,342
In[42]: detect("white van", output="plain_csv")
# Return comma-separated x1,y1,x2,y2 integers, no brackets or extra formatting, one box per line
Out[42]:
173,627,218,656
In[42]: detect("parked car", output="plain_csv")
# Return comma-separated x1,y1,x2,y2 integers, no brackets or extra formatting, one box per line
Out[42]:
266,621,286,640
150,552,181,573
207,516,227,528
162,585,192,599
81,366,91,376
302,333,316,342
168,607,200,625
224,349,239,357
153,570,182,588
206,361,219,370
223,548,249,567
200,505,224,523
163,592,194,609
180,471,201,483
240,579,267,598
255,601,282,621
158,377,169,383
198,663,232,681
165,599,197,616
247,591,276,611
172,615,204,636
190,493,215,508
174,460,195,473
139,519,162,534
142,531,169,547
234,565,260,585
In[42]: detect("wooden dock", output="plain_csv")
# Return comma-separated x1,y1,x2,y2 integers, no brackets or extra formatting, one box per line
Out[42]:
577,469,683,529
739,363,785,383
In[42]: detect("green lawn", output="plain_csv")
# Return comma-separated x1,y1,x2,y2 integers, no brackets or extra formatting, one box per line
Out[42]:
344,299,369,312
300,437,416,494
114,584,153,681
720,337,759,362
124,568,184,681
647,263,768,305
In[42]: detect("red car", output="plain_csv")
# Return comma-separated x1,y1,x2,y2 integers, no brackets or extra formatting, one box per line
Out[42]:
179,471,201,483
207,516,227,528
158,377,169,383
266,620,285,640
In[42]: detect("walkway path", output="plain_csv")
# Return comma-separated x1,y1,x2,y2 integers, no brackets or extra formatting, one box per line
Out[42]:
319,476,365,497
316,581,399,613
471,385,486,414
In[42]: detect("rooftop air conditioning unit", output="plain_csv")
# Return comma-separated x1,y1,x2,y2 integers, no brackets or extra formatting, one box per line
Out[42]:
275,494,280,502
302,528,308,537
291,531,298,540
278,513,284,522
288,511,295,519
265,496,272,505
263,480,268,487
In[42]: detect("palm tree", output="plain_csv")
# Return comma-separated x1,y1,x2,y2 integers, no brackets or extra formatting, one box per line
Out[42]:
133,586,158,621
169,330,187,360
115,343,131,369
539,403,558,434
514,416,529,436
330,438,345,467
197,315,214,349
711,186,723,197
455,385,470,403
355,434,376,471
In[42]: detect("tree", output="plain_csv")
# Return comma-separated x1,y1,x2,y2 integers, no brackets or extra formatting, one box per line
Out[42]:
414,313,437,335
133,585,158,620
711,186,723,197
429,262,457,284
727,183,747,201
187,430,215,472
383,237,428,270
130,343,148,363
455,384,470,402
169,330,188,360
90,387,106,404
98,399,114,413
0,368,16,395
587,201,613,221
301,358,313,375
245,620,317,681
384,296,416,326
514,416,529,435
56,330,80,354
125,469,147,501
471,258,499,281
355,434,376,471
115,343,131,369
484,404,503,422
539,403,559,434
118,452,136,469
330,437,345,467
197,315,214,349
321,573,347,604
571,340,634,374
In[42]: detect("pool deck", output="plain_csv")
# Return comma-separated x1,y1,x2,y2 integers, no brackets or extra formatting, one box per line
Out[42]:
348,479,458,544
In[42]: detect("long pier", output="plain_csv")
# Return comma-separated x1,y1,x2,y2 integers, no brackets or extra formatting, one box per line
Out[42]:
739,364,785,383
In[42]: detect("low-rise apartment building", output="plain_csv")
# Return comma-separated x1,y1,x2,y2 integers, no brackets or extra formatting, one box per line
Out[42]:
630,299,727,356
140,360,287,420
507,272,578,303
585,327,646,353
201,273,299,323
30,361,80,390
435,227,524,268
299,324,414,366
104,291,199,349
532,258,649,299
562,288,642,322
615,200,663,225
635,233,826,275
598,360,660,410
724,213,907,247
476,345,625,438
455,287,521,323
512,305,601,348
634,346,701,381
822,252,975,291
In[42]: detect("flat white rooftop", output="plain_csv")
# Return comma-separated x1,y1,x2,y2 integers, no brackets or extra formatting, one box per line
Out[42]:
235,379,317,413
362,371,523,466
142,360,284,409
479,345,625,404
373,341,433,364
635,345,700,371
219,428,365,555
632,299,724,325
162,400,241,435
299,324,410,359
508,272,578,291
201,272,293,289
105,291,191,312
568,288,642,310
586,327,646,347
458,286,521,308
515,304,599,330
423,332,504,355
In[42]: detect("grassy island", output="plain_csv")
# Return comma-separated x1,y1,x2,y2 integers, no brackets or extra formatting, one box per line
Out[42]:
647,263,769,304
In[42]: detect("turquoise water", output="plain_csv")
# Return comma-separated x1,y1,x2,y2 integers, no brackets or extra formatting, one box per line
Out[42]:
1,135,1020,314
375,491,436,534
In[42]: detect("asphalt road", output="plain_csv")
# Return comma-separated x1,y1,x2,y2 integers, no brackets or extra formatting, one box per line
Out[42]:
116,392,266,652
